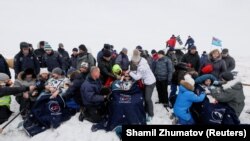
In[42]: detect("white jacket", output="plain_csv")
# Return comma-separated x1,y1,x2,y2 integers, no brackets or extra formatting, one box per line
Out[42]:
129,58,156,85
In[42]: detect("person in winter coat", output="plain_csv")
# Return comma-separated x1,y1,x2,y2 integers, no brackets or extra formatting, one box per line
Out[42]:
181,46,200,72
184,36,195,49
129,49,156,121
70,48,78,69
98,50,117,84
209,72,245,117
97,44,111,64
14,42,40,78
44,67,70,99
200,51,208,67
77,44,96,69
166,47,178,67
174,74,206,125
34,41,46,68
166,35,177,48
151,49,159,61
80,66,109,123
202,49,227,79
43,43,65,72
63,62,89,107
14,68,36,119
115,48,129,72
221,48,235,72
58,43,70,72
0,73,12,124
153,50,173,107
33,68,50,96
0,73,35,98
0,54,11,78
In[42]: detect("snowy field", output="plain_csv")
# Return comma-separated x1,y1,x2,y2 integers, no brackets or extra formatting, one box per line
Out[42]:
0,0,250,141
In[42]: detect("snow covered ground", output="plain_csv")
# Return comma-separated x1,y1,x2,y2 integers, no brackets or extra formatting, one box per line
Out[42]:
0,0,250,140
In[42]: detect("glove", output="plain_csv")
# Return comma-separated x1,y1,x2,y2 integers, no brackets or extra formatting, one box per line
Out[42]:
213,81,220,85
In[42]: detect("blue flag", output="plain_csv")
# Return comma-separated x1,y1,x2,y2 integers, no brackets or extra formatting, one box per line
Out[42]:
212,37,222,47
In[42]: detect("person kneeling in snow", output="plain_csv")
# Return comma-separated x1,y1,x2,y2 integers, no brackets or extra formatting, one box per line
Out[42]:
209,72,245,117
174,74,206,125
80,66,110,123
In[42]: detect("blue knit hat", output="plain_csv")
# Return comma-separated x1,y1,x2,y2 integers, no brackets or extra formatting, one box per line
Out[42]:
44,42,52,51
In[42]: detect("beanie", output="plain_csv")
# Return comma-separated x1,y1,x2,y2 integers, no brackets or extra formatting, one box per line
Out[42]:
221,72,234,81
44,42,52,51
52,67,63,75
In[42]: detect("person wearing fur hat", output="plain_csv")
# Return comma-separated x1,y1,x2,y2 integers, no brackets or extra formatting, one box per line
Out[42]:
77,44,96,69
209,72,245,117
13,68,37,119
14,42,40,78
174,74,206,125
0,73,35,98
129,49,156,121
201,49,227,79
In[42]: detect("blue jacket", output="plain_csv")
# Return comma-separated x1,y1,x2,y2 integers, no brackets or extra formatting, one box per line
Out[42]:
185,38,195,48
174,84,205,121
80,76,104,106
200,53,208,67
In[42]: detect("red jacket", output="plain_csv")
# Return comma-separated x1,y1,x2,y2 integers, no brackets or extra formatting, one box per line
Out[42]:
166,37,176,48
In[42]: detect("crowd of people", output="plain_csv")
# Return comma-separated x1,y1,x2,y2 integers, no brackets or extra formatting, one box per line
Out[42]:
0,35,245,138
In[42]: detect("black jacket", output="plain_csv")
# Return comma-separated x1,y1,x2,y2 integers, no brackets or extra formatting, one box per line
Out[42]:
63,72,88,105
44,51,64,72
14,51,40,77
98,58,115,84
0,86,29,97
222,55,235,72
34,48,46,68
181,51,200,72
58,48,70,70
0,54,11,78
70,54,78,69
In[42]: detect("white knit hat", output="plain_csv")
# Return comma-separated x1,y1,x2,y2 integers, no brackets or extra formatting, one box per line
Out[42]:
40,68,49,75
184,74,195,87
